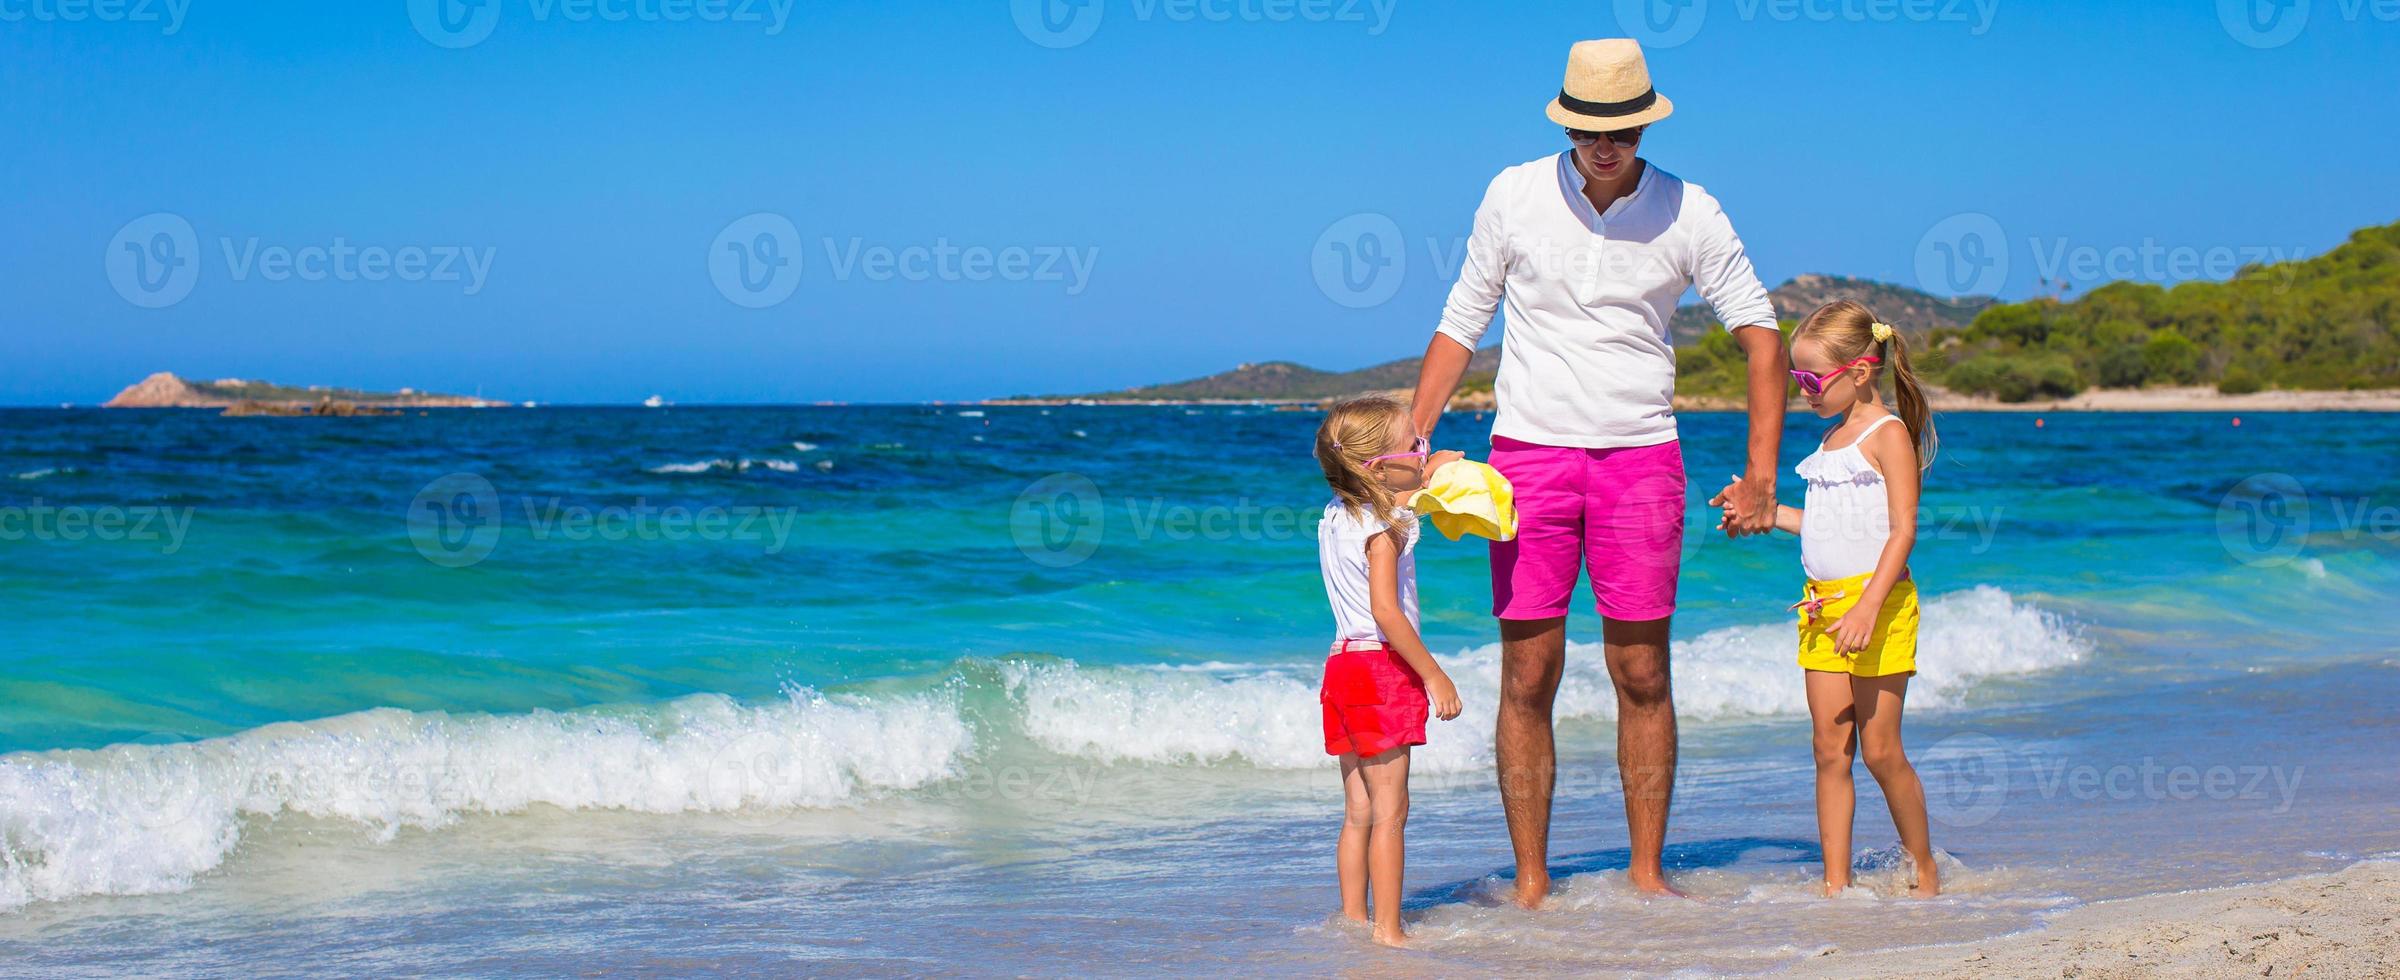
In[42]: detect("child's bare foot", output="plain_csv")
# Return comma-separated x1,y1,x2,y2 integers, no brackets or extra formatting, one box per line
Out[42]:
1371,924,1409,947
1821,874,1854,898
1628,870,1687,898
1909,865,1941,898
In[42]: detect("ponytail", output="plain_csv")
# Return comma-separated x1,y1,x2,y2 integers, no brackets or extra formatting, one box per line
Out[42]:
1882,328,1938,471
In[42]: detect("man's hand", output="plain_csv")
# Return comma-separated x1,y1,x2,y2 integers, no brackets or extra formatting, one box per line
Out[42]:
1708,473,1778,538
1707,476,1739,532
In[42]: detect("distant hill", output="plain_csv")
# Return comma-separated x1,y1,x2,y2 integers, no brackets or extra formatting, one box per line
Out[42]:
1667,273,1995,344
1023,275,1984,403
1928,218,2400,399
1006,346,1505,404
105,372,504,409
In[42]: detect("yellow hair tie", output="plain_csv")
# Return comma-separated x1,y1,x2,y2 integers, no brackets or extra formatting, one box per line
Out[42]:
1870,321,1895,344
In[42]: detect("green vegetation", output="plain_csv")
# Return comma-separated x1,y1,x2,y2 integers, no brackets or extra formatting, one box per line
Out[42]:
1674,220,2400,403
1673,324,1780,402
1925,220,2400,400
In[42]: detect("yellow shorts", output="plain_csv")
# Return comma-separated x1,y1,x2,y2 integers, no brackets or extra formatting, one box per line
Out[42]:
1795,572,1919,677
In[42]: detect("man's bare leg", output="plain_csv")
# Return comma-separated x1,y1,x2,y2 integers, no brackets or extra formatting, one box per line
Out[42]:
1604,615,1681,895
1495,615,1566,909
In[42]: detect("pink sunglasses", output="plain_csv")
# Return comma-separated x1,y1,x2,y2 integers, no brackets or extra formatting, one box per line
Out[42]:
1346,435,1430,467
1789,355,1881,396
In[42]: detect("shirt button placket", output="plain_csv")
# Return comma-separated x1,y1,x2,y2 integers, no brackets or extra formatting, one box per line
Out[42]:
1586,220,1607,304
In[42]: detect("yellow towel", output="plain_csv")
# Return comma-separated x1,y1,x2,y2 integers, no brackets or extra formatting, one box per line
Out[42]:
1409,460,1518,542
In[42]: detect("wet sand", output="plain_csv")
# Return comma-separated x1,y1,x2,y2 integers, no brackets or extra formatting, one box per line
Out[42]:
1795,860,2399,978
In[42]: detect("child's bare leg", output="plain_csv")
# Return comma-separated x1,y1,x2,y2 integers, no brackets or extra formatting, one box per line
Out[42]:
1359,745,1413,945
1852,673,1938,897
1337,753,1370,922
1804,670,1859,897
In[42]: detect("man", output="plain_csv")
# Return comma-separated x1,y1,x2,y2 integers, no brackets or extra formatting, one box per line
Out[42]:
1408,38,1786,906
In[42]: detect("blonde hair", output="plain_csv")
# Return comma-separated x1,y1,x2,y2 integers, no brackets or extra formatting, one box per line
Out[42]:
1793,300,1938,470
1314,396,1408,521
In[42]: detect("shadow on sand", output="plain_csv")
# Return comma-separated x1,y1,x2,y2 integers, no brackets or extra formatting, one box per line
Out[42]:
1406,835,1823,910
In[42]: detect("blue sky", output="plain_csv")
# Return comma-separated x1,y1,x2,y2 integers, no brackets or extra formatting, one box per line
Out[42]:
6,0,2396,404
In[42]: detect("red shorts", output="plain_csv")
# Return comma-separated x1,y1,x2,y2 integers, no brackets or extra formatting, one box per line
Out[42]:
1320,640,1429,757
1488,436,1687,622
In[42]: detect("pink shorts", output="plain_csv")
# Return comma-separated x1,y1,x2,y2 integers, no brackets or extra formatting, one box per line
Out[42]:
1320,640,1429,758
1488,436,1687,622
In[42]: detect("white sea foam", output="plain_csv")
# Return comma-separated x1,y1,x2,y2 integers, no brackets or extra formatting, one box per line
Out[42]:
645,458,800,475
11,468,62,481
0,690,969,912
646,459,736,474
1004,587,2086,774
0,589,2080,912
791,441,819,452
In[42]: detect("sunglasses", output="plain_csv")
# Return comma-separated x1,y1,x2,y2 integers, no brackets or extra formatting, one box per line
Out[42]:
1364,435,1431,467
1566,127,1644,148
1789,355,1882,396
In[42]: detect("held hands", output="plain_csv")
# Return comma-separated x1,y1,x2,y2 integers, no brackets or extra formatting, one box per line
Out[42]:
1707,474,1777,538
1425,672,1463,721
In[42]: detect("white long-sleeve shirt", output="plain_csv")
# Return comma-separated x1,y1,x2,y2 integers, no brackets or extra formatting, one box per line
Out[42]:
1435,153,1776,449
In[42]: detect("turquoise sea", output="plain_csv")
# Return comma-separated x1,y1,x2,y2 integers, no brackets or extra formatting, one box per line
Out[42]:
2,406,2396,974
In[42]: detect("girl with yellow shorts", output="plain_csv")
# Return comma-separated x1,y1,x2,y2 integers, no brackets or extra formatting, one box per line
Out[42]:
1716,302,1942,899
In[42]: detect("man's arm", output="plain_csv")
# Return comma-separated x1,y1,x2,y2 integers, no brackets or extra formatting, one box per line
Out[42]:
1726,324,1786,537
1685,190,1782,538
1409,334,1475,441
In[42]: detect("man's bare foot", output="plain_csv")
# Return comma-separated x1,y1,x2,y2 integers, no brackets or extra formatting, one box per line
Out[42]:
1511,872,1552,909
1628,870,1687,897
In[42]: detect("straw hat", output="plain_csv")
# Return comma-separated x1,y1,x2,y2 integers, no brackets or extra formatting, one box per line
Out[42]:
1544,39,1674,131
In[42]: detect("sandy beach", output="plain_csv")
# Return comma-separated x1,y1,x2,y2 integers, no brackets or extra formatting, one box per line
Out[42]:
1665,386,2400,414
1920,386,2400,413
1796,860,2400,978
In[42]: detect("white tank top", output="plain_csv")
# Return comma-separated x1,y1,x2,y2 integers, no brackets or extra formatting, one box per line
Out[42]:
1797,414,1903,581
1319,500,1419,643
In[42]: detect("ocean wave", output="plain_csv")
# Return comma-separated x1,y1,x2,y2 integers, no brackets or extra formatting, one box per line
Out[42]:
644,458,801,475
10,467,71,481
1001,587,2087,774
645,459,736,474
0,588,2081,912
0,690,969,912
